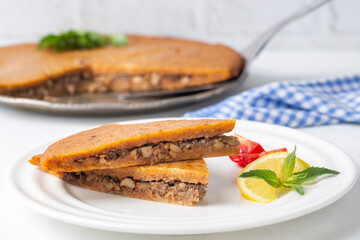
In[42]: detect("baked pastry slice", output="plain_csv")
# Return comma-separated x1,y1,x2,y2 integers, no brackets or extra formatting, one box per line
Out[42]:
54,158,209,206
30,119,239,172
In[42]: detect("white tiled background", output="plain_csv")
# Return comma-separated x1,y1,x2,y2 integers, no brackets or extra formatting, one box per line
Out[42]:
0,0,359,51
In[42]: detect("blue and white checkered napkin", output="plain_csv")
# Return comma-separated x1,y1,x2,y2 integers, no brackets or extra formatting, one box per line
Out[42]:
183,75,360,127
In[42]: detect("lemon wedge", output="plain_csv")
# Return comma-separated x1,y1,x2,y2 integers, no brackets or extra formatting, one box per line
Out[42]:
237,152,310,203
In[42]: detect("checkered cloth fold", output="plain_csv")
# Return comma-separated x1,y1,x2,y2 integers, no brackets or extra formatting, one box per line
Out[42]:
183,75,360,127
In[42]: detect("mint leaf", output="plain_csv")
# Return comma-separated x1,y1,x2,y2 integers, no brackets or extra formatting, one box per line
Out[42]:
281,147,296,181
282,182,305,195
292,184,304,195
238,146,340,201
284,167,340,185
240,170,282,188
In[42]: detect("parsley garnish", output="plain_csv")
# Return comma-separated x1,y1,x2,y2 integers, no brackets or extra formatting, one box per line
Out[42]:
38,30,128,52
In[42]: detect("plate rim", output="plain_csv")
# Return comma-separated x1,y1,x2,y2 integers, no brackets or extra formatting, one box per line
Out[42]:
4,118,358,235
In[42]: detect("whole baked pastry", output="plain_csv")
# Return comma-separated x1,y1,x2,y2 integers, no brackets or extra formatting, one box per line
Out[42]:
0,35,243,100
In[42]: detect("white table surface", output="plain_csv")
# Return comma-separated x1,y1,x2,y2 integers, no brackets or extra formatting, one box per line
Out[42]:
1,50,359,240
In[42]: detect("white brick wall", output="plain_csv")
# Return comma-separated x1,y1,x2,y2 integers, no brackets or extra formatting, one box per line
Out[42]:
0,0,359,51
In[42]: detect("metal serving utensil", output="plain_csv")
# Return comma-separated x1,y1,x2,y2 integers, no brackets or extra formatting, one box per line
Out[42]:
0,0,331,114
119,0,332,99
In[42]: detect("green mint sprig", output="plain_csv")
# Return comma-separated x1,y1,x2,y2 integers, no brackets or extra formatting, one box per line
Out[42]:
38,30,128,52
239,147,340,195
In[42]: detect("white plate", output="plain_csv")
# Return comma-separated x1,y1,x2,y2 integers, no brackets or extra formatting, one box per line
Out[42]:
4,119,358,235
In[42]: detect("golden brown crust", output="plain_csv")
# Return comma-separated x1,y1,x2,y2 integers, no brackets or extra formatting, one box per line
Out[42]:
29,154,41,165
0,35,243,92
0,44,87,91
31,119,237,172
88,159,208,184
57,158,208,184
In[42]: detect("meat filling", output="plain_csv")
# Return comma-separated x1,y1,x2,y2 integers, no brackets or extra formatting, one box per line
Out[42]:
7,70,92,100
62,171,207,204
4,71,197,100
72,135,239,166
